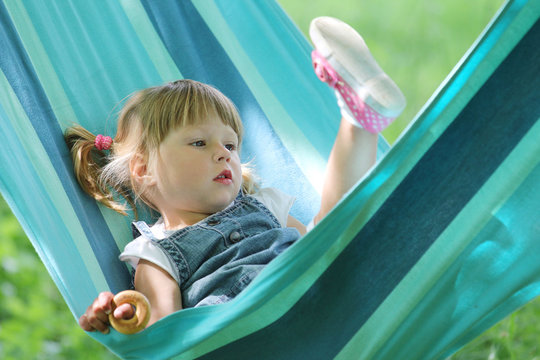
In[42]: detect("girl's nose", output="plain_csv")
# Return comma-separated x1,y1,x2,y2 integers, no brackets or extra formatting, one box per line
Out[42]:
213,145,231,163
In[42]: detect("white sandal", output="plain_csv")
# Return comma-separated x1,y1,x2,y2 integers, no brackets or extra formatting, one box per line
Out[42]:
310,17,406,132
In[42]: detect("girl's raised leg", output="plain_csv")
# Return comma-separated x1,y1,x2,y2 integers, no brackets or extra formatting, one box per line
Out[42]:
309,17,405,224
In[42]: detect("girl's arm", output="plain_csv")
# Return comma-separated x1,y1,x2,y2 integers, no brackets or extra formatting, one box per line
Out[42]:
314,118,378,225
134,259,183,327
79,260,182,334
287,215,307,236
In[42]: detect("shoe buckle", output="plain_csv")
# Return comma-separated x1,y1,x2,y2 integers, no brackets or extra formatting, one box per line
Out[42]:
312,50,338,88
311,51,396,133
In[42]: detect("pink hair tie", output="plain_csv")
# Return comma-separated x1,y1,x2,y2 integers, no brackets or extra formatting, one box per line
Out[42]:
94,134,113,151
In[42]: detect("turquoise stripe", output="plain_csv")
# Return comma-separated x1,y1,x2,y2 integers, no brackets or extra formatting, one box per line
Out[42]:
362,0,536,235
211,0,338,159
196,1,540,357
385,130,540,360
118,0,182,82
209,0,391,159
340,119,540,360
192,1,328,193
2,0,78,130
336,3,540,358
1,0,133,293
195,0,389,197
7,0,181,252
18,0,164,132
139,0,322,223
1,0,538,359
0,71,108,316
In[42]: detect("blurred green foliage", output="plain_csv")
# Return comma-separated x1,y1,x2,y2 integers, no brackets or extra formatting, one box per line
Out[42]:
0,196,116,359
280,0,505,143
2,0,538,359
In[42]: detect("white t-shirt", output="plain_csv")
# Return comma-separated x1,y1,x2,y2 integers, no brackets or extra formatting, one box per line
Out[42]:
119,188,295,283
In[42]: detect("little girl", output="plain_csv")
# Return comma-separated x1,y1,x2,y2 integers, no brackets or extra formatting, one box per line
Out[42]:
68,17,405,334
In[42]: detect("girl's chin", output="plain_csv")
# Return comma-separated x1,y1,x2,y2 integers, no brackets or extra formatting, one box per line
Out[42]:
205,193,237,211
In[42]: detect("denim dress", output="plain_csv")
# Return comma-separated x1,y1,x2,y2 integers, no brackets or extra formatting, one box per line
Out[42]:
131,192,300,308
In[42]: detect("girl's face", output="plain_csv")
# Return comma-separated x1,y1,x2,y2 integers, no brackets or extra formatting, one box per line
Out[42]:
148,113,242,229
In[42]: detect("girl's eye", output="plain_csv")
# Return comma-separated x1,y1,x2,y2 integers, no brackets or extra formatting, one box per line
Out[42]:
191,140,205,147
225,143,237,151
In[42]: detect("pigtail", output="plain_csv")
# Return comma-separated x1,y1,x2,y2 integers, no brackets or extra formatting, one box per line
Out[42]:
241,162,259,195
64,125,133,216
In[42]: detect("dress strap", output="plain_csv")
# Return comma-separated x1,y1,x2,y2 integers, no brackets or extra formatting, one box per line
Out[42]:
131,221,160,241
235,189,245,201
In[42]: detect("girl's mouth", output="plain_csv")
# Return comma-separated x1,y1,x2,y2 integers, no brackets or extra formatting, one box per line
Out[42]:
214,170,233,184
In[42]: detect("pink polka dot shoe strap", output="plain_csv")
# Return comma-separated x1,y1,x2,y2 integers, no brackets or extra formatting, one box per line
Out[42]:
311,50,395,133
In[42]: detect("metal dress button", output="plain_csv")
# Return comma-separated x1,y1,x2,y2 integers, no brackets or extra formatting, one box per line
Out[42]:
207,218,221,226
229,231,242,243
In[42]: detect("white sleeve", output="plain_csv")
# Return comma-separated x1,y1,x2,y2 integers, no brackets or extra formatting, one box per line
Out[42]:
251,187,295,228
119,236,180,284
306,218,316,232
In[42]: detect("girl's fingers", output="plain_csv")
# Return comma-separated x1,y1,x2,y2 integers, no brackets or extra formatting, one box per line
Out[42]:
113,303,135,320
79,292,116,334
78,313,93,331
79,311,110,334
87,314,110,334
96,291,115,315
79,291,142,334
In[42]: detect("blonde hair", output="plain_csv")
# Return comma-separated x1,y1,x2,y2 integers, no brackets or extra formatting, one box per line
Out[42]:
65,79,258,217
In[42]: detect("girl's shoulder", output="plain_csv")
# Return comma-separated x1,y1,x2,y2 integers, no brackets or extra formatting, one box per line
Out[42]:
249,187,295,228
119,220,180,282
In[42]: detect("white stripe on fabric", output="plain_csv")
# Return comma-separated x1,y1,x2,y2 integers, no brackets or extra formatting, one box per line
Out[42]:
2,0,78,131
0,70,109,313
335,117,540,360
193,0,327,194
118,0,183,82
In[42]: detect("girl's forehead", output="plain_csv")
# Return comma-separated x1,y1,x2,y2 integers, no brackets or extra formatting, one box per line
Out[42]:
171,118,238,137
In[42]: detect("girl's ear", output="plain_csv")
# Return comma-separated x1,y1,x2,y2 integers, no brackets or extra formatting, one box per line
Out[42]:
130,153,157,186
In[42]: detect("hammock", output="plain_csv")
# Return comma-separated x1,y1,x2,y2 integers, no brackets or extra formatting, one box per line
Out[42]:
1,0,538,359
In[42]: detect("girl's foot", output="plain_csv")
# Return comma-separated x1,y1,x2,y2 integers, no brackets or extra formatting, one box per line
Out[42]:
309,17,406,133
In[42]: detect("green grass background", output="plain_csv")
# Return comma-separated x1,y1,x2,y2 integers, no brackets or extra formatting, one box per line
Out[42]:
1,0,539,359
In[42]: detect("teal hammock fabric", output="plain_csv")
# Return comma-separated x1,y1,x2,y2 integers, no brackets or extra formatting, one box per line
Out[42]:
0,0,539,359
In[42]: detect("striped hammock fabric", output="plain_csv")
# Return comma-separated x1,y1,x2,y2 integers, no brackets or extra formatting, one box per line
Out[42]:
0,0,539,359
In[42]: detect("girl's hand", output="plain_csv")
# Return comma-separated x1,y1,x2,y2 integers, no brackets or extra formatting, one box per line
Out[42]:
79,291,134,334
